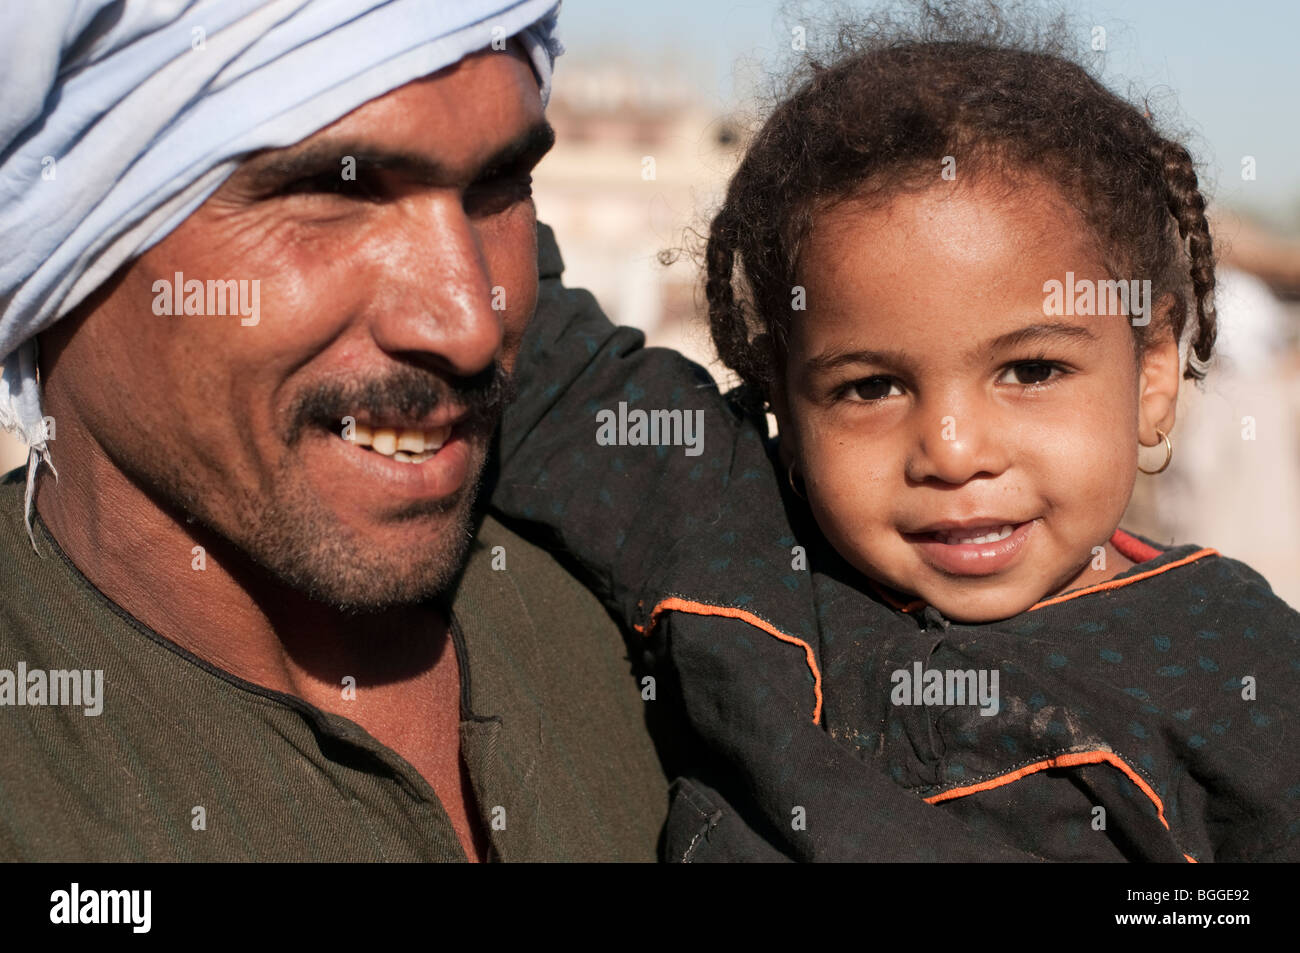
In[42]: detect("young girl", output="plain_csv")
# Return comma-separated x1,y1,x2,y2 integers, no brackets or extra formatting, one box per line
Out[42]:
491,11,1299,861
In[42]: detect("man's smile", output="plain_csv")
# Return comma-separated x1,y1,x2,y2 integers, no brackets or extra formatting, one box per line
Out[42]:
349,423,453,463
282,363,512,514
306,416,479,504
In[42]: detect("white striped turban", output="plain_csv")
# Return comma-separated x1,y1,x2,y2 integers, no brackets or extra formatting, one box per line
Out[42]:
0,0,562,528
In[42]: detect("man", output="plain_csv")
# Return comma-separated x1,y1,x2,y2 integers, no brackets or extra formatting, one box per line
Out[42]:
0,0,668,861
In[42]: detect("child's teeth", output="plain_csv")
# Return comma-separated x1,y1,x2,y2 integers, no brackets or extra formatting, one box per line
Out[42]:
942,524,1015,545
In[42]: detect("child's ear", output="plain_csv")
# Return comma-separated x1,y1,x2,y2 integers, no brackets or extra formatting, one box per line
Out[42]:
1137,297,1182,445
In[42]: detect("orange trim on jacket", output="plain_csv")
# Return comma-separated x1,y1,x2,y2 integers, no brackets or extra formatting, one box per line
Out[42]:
922,749,1165,824
634,535,1215,731
638,596,824,725
1110,528,1163,563
1028,546,1217,611
922,749,1194,861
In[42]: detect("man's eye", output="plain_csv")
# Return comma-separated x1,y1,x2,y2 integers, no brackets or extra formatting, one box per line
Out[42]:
464,174,534,216
845,377,902,402
280,174,381,200
999,361,1062,386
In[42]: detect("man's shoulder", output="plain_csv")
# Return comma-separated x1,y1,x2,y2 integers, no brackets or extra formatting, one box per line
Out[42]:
454,512,647,698
451,512,671,861
0,465,28,530
461,513,611,622
0,467,66,645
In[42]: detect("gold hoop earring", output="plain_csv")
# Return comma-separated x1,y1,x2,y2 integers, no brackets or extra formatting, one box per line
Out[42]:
1138,429,1173,475
787,460,807,499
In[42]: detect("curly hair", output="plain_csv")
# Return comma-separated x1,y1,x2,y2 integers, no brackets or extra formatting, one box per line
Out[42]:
704,1,1217,405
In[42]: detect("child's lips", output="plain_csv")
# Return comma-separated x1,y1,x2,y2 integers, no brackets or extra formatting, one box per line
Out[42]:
906,519,1037,576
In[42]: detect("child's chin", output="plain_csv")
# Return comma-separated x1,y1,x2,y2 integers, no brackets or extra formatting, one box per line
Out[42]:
918,585,1043,624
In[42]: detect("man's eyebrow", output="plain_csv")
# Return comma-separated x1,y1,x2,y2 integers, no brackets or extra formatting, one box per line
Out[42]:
238,120,556,193
470,119,555,185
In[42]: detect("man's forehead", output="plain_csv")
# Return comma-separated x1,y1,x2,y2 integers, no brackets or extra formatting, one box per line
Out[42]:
234,44,547,190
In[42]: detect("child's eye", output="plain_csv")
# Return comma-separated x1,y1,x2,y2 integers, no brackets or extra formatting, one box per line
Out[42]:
843,376,903,402
999,361,1065,386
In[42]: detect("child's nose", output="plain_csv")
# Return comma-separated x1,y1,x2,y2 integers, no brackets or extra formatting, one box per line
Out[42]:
904,408,1010,486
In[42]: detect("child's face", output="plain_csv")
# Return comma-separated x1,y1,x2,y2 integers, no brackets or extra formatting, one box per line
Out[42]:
775,173,1179,622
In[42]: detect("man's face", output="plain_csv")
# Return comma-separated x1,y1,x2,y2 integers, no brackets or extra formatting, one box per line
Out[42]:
40,45,553,609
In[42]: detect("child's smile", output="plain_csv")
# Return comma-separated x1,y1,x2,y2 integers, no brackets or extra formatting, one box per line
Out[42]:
775,170,1182,623
904,517,1037,576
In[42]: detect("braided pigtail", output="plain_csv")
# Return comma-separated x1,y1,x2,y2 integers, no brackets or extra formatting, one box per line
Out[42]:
705,206,770,403
1154,138,1218,380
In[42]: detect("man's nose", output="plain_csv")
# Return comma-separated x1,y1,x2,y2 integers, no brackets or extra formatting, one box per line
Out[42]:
904,392,1010,486
368,196,503,378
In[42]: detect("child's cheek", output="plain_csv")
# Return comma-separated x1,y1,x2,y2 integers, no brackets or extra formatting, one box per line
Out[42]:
798,424,906,579
1036,377,1141,552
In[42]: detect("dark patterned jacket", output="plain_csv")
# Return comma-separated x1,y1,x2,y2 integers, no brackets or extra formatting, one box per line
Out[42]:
488,225,1300,862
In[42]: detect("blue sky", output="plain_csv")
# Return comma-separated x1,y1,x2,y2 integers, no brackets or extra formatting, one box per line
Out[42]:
553,0,1300,230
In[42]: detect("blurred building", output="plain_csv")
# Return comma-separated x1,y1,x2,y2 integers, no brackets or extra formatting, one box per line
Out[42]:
532,62,745,381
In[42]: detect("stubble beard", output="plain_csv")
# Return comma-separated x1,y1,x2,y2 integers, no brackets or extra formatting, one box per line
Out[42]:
134,430,491,616
238,457,486,613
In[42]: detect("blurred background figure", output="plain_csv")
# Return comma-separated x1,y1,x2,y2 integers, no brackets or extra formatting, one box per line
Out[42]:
10,0,1296,603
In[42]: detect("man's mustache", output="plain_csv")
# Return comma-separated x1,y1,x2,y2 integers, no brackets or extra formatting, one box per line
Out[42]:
286,362,516,443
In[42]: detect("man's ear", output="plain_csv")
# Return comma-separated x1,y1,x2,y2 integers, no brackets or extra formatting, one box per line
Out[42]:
1137,297,1182,445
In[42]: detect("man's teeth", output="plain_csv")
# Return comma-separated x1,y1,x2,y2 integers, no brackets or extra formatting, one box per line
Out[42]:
346,425,451,463
937,524,1016,545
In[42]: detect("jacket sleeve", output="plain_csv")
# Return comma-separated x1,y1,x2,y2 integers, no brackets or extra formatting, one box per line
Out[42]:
490,223,781,628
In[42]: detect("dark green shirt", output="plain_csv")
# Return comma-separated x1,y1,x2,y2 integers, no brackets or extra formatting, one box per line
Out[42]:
0,472,668,861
